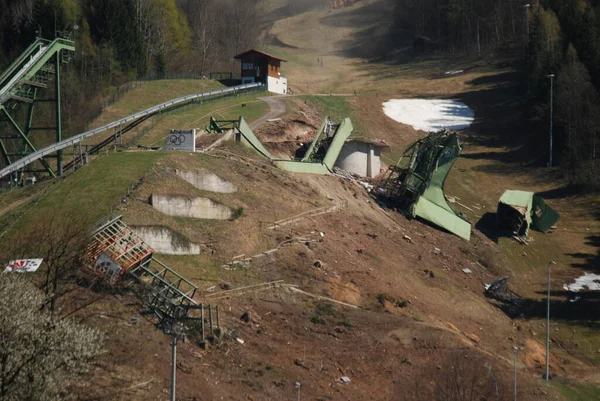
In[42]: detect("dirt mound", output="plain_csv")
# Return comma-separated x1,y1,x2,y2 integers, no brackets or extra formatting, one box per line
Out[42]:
254,99,323,159
524,339,563,373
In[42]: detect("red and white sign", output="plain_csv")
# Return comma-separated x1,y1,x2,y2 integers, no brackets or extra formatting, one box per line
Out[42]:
4,259,44,273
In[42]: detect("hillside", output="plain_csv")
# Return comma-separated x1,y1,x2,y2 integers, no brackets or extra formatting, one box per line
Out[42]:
0,0,599,400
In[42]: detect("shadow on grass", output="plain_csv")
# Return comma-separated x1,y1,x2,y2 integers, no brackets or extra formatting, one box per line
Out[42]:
474,212,499,243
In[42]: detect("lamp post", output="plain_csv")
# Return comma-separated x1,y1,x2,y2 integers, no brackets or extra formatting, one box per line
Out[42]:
513,346,525,401
485,363,499,399
547,74,555,167
167,321,184,401
546,260,556,382
524,4,531,43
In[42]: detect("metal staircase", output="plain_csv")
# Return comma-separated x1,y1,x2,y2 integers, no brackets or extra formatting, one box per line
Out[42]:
0,37,75,181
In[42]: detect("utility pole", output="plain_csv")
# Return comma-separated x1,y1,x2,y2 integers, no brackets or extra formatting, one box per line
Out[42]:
513,346,525,401
171,336,177,401
168,321,184,401
546,260,556,382
547,74,555,167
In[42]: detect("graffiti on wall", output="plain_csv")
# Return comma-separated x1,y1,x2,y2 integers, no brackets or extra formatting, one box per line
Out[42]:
4,259,44,273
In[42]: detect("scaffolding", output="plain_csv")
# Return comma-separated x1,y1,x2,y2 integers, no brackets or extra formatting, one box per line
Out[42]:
83,215,199,322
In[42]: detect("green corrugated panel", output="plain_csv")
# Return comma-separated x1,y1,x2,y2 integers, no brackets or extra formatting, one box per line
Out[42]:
415,196,472,240
238,117,274,159
322,117,353,169
273,160,330,174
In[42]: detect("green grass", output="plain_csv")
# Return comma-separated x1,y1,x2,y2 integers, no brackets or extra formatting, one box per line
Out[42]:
90,80,225,129
11,151,165,230
137,92,270,147
554,381,600,401
302,95,368,136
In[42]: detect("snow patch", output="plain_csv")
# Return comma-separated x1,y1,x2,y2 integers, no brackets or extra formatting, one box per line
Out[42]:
563,273,600,292
382,99,475,132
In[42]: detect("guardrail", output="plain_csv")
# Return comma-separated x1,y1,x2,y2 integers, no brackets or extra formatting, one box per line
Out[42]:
0,82,264,179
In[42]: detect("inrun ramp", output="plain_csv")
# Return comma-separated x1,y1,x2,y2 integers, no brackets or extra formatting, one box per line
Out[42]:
0,37,75,179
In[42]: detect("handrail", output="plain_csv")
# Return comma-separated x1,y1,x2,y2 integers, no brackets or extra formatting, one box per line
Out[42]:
0,39,49,87
0,82,264,179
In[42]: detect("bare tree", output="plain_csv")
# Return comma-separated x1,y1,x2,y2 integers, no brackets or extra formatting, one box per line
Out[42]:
1,213,89,313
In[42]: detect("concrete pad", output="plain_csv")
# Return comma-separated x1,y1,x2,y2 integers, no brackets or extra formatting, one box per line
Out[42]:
175,169,238,193
150,194,233,220
130,226,201,255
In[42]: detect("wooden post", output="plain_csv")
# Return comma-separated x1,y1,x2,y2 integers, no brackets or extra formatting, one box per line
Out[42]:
216,306,220,329
201,303,205,342
209,304,214,336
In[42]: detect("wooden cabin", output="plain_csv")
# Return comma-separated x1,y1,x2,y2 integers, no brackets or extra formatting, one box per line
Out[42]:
234,49,288,94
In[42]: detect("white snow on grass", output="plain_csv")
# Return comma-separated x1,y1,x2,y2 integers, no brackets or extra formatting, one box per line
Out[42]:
563,273,600,292
382,99,475,132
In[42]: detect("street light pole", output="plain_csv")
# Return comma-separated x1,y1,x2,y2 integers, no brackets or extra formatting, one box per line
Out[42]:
513,346,525,401
546,260,556,382
170,335,177,401
524,4,531,43
547,74,555,167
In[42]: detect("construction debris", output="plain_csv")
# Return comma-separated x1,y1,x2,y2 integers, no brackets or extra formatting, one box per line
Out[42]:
377,130,471,241
497,190,559,239
484,277,523,315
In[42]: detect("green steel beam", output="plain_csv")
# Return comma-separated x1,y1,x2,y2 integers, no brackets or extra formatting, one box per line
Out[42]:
0,138,11,166
1,108,56,177
0,39,48,87
22,87,37,160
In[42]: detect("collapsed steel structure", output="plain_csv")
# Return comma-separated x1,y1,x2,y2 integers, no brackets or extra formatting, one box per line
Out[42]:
83,215,198,322
378,130,471,240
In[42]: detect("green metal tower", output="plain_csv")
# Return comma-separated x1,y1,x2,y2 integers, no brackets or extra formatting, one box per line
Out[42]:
0,36,75,183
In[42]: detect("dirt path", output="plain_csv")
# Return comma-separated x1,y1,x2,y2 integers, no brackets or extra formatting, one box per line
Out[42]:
250,97,287,129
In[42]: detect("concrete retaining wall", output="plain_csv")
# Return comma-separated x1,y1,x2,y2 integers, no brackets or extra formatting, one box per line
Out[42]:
335,142,382,178
175,169,238,193
130,226,201,255
150,194,233,220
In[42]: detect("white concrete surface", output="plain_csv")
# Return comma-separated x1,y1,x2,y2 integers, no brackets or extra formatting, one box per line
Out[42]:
267,75,287,95
131,226,201,255
151,194,232,220
563,273,600,292
175,170,238,193
382,99,475,131
335,142,382,178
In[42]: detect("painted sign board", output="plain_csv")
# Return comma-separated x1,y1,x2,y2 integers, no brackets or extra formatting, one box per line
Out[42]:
164,129,196,152
4,259,44,273
94,253,122,283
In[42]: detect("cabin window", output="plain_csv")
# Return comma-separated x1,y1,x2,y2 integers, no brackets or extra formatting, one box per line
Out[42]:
242,63,254,70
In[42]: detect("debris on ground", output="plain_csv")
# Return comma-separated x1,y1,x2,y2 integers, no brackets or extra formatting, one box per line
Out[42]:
240,312,251,323
462,268,472,274
484,277,524,315
340,376,351,384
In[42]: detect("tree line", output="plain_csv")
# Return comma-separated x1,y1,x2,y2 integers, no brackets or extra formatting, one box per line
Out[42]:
392,0,600,189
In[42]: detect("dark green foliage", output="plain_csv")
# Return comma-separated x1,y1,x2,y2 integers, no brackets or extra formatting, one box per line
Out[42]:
154,53,167,79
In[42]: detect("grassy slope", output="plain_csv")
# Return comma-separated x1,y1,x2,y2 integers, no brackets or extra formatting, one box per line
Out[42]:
5,152,165,232
90,80,225,127
137,93,270,147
